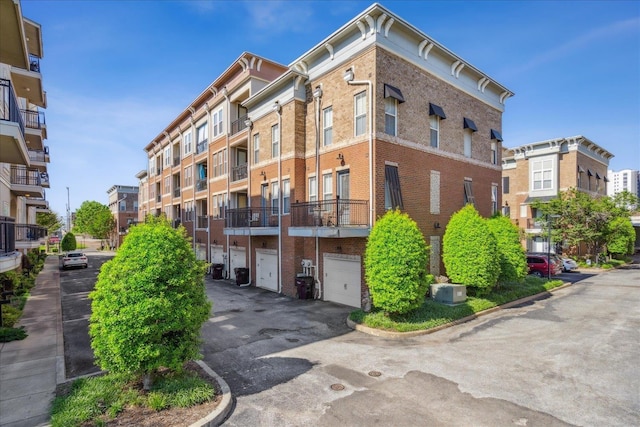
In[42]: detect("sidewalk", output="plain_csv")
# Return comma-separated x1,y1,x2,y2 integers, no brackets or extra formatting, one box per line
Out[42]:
0,256,63,427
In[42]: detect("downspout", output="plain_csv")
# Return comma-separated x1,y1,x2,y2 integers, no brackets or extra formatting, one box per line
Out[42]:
205,103,211,264
222,87,232,279
245,117,253,286
312,85,323,299
273,101,283,293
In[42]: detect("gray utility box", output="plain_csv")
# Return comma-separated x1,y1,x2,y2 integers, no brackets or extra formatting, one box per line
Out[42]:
431,284,467,304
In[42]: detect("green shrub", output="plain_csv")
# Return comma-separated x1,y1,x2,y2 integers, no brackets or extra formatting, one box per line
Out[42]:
61,232,77,252
443,205,499,295
364,209,430,315
89,216,211,388
1,304,21,328
0,326,27,342
607,217,635,256
487,215,528,283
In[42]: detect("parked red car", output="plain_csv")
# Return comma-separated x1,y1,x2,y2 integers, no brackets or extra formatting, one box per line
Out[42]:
526,254,561,277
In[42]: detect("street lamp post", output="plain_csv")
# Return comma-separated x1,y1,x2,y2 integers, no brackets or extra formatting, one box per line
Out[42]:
547,214,560,279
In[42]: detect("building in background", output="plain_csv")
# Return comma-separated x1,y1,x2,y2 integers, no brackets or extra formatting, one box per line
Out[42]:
502,135,614,253
607,169,639,199
106,185,138,249
141,3,513,307
0,0,49,273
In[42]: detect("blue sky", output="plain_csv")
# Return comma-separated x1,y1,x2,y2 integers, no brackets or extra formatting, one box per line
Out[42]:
19,0,640,218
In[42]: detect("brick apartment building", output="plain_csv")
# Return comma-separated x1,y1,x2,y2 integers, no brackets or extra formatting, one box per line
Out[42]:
139,3,513,307
106,185,139,249
0,0,49,274
502,135,613,253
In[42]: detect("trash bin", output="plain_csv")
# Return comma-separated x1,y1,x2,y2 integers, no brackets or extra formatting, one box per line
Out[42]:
235,267,249,286
295,276,314,299
211,263,224,280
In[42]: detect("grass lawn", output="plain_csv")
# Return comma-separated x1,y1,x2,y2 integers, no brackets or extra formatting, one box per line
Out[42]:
349,276,566,333
50,364,216,427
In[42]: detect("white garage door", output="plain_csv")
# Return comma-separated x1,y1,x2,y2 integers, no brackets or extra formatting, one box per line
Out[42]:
256,249,278,292
324,254,361,308
229,247,246,281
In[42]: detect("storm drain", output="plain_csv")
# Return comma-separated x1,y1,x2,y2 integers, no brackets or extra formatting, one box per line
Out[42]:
330,383,345,391
368,370,382,377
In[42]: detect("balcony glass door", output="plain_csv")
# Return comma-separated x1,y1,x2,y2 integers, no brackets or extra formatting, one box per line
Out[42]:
337,170,350,225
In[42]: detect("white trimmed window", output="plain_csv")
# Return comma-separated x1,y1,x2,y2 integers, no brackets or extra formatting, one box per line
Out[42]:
384,97,397,136
323,173,333,201
253,133,260,164
212,107,224,138
491,142,498,165
354,92,367,136
183,131,192,156
492,184,498,215
464,129,472,158
164,146,171,168
164,176,170,194
149,157,155,176
196,123,208,154
184,165,193,187
532,159,553,190
308,176,317,203
271,124,279,157
282,179,290,214
323,107,333,146
271,182,279,214
430,115,440,148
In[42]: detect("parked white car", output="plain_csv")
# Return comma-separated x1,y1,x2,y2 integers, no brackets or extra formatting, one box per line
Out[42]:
562,258,578,272
61,251,88,269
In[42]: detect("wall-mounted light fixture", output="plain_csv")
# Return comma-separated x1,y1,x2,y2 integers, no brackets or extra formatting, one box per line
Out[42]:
336,245,342,252
213,239,217,244
272,101,281,113
343,68,355,82
337,152,345,166
313,85,323,99
244,118,253,128
233,240,238,246
260,171,266,181
434,222,441,229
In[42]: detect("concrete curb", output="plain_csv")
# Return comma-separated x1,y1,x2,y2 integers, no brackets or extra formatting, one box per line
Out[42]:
191,361,233,427
347,282,573,339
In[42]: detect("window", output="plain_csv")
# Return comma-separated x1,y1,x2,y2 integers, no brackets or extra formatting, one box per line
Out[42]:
271,124,279,157
119,200,126,211
184,165,193,187
164,176,170,194
463,130,472,157
133,201,138,212
183,201,193,222
384,164,403,210
384,98,397,136
520,204,527,218
213,149,227,177
354,92,367,136
323,173,333,201
253,133,260,164
196,123,208,154
430,115,440,148
149,157,155,176
183,131,192,156
491,142,498,165
282,179,290,214
532,159,553,190
430,170,440,214
463,179,475,205
271,182,279,214
503,176,510,194
164,146,171,168
212,108,224,138
492,184,498,215
308,176,317,203
212,194,225,219
323,107,333,146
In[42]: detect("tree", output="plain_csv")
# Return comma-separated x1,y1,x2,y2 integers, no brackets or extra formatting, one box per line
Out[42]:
89,216,211,389
487,215,528,283
443,205,499,295
74,201,114,239
606,217,635,257
60,232,77,252
364,210,431,315
36,211,63,234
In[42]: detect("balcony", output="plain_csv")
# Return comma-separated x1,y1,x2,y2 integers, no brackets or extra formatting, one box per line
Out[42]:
0,79,29,165
173,187,181,198
196,179,207,192
25,195,49,211
230,114,249,136
196,216,209,229
173,157,180,167
526,218,546,230
28,148,50,171
15,223,47,243
196,140,208,155
22,108,47,146
0,217,16,256
10,54,45,107
231,163,248,182
289,198,370,238
156,195,161,202
224,207,279,236
9,166,44,198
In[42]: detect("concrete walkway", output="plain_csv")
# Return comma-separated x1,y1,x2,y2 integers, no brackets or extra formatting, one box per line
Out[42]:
0,256,63,427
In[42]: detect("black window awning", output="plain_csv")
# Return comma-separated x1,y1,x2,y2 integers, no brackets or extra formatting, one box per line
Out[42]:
463,117,477,132
490,129,503,142
384,84,405,103
429,103,446,119
587,169,594,177
595,172,601,179
604,176,609,182
578,165,585,173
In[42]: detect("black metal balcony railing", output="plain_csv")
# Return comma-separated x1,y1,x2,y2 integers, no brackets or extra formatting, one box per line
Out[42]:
173,187,180,198
10,166,41,186
231,163,248,182
1,79,25,138
196,216,209,229
230,114,249,136
21,109,45,129
173,157,180,167
15,223,47,242
156,195,161,202
196,140,208,154
29,55,41,73
291,198,369,227
226,206,279,228
196,179,207,192
0,217,16,255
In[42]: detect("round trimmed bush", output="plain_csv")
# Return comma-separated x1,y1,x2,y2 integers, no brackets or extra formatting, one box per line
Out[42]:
60,232,77,252
364,209,430,314
89,216,211,386
487,215,528,283
443,205,499,294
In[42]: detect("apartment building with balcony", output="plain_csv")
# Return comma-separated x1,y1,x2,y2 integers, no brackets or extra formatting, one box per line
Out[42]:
141,4,512,307
502,135,614,253
106,185,139,249
1,0,49,273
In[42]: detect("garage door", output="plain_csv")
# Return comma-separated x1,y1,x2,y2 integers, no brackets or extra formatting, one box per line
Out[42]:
229,247,246,281
323,254,361,308
256,249,278,292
